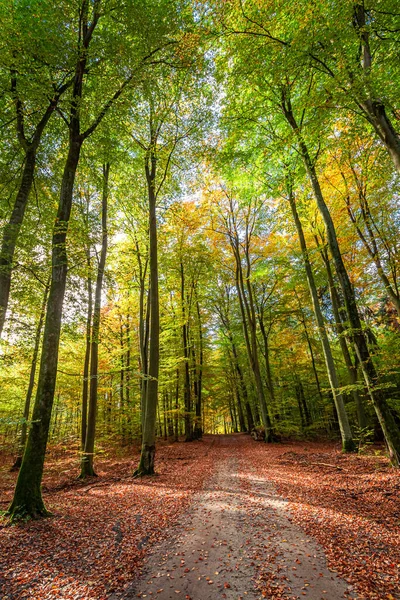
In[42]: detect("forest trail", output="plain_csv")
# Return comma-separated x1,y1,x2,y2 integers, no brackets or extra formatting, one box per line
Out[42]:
119,435,355,600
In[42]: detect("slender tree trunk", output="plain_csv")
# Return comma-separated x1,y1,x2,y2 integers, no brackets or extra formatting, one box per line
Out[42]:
81,252,92,450
180,263,192,442
135,150,159,476
119,316,125,427
174,367,179,442
125,309,131,437
288,185,355,451
193,299,203,439
81,163,109,478
11,277,50,471
140,286,150,435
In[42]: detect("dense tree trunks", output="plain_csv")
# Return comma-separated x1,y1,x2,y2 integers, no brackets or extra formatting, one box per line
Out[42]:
235,270,273,440
258,318,276,408
287,185,355,451
299,309,324,403
11,277,50,471
215,291,253,432
81,163,109,478
319,245,368,430
229,356,246,432
295,376,311,429
282,98,400,465
344,193,400,318
223,201,273,439
135,148,159,476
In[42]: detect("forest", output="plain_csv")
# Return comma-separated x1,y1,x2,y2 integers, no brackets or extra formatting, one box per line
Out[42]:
0,1,400,599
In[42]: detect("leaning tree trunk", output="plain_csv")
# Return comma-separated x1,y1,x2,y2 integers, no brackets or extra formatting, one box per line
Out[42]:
288,186,355,452
0,151,37,336
0,71,69,337
11,276,50,471
81,163,109,478
319,244,368,429
135,151,159,476
282,98,400,465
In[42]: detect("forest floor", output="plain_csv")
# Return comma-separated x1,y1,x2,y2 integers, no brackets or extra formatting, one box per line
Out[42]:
0,434,399,600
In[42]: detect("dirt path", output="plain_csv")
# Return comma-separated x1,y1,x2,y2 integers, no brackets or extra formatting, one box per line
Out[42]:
118,435,355,600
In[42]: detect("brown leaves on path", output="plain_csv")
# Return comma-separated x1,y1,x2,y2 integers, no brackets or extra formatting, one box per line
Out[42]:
242,440,400,600
0,439,216,600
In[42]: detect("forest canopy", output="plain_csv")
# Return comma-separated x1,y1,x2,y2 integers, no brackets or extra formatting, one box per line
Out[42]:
0,0,400,521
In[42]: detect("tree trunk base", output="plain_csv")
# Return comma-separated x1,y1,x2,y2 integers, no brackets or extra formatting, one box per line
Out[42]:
6,496,51,523
342,438,357,453
133,443,155,477
79,457,98,479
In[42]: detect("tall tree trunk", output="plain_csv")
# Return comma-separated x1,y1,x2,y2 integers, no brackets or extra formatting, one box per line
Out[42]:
282,97,400,465
81,163,109,478
193,299,203,439
81,250,92,450
180,263,192,442
119,315,125,427
174,367,179,442
11,277,50,471
319,243,368,429
7,137,83,520
287,185,355,451
125,309,131,437
229,355,246,432
6,3,104,517
135,148,159,476
140,286,150,435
